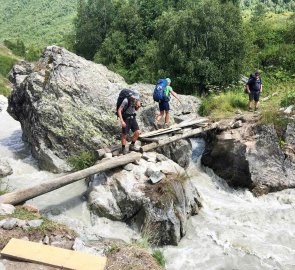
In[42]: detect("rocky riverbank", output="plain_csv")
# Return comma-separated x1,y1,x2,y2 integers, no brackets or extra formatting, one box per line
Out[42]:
0,204,163,270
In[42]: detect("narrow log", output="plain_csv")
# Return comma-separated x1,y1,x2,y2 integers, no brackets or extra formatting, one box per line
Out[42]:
0,152,142,205
141,127,204,152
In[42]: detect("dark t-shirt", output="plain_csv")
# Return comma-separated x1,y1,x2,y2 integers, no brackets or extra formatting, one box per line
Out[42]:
247,77,262,92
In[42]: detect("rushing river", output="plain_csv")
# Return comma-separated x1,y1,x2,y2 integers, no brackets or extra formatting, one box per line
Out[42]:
1,95,295,269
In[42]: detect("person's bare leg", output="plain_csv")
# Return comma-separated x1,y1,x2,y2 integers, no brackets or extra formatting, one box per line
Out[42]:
156,111,164,122
121,134,127,146
248,100,252,111
254,101,259,111
131,130,140,142
164,111,170,125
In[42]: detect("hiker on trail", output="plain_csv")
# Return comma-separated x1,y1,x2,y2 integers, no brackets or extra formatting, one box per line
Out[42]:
154,78,181,129
246,71,262,112
117,89,141,155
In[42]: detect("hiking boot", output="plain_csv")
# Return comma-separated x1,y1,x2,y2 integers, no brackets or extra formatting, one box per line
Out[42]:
254,109,259,113
163,123,170,129
121,147,128,155
129,143,140,152
248,108,252,112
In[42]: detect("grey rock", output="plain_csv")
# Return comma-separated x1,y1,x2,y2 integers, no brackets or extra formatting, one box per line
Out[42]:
72,238,104,256
0,262,5,270
2,218,18,230
202,122,295,195
284,105,294,114
145,167,156,177
157,139,192,168
7,46,201,172
123,163,134,171
0,160,13,177
89,156,201,245
27,219,43,228
16,219,27,228
231,120,243,129
149,171,166,184
0,204,15,215
43,235,50,245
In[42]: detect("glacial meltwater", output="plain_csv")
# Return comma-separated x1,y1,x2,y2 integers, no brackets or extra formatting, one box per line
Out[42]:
1,95,294,269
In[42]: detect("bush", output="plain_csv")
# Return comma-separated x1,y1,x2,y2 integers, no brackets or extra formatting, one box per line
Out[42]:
280,89,295,107
67,151,96,171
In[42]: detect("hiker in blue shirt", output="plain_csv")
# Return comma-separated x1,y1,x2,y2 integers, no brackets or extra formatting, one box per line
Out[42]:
155,78,181,129
246,71,263,112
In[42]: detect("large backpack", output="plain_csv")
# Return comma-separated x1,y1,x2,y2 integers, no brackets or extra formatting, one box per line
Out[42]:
153,79,168,102
244,73,256,93
115,89,133,117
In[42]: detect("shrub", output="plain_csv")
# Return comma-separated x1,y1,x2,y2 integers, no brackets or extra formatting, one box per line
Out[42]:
67,151,96,171
280,89,295,107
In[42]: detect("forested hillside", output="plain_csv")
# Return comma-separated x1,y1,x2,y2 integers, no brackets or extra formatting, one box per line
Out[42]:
73,0,294,95
0,0,77,47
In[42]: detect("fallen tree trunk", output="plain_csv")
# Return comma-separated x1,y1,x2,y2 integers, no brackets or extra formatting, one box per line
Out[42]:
0,152,142,205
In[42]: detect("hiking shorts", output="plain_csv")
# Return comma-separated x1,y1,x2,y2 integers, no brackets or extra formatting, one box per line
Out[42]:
159,101,170,112
249,91,260,102
122,116,139,135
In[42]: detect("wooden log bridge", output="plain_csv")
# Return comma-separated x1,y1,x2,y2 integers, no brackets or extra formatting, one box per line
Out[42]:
0,117,212,205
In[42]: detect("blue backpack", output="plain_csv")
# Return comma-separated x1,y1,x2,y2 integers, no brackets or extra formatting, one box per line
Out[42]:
153,79,168,102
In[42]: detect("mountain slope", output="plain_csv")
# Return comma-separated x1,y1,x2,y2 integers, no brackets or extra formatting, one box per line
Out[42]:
0,0,77,47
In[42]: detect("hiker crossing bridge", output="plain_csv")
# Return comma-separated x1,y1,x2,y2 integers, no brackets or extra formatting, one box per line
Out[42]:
0,117,213,205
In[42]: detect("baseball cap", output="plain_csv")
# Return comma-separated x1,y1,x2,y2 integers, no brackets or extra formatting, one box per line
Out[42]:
166,78,171,83
131,89,140,100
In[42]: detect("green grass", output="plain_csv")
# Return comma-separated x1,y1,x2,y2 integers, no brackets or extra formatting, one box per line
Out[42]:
152,249,166,267
0,77,11,96
0,206,76,234
198,87,248,118
0,45,18,96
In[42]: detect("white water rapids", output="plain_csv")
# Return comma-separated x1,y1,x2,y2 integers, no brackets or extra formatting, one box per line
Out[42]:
1,95,295,269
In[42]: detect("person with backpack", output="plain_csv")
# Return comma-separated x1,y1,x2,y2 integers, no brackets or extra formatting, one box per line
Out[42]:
246,71,263,112
154,78,181,129
117,89,141,155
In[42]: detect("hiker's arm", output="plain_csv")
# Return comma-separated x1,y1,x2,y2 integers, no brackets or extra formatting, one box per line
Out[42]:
135,100,140,111
118,106,126,128
260,84,263,93
171,91,181,103
246,84,250,93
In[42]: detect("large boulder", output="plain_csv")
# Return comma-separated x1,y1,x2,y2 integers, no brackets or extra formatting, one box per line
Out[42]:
7,46,200,172
202,115,295,195
88,152,201,246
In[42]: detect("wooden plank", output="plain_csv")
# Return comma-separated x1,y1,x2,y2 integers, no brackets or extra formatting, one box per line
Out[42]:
0,152,142,205
139,127,182,138
1,238,107,270
141,127,206,152
170,118,209,129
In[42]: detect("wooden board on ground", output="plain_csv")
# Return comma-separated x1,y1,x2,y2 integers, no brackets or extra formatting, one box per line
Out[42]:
170,118,209,129
1,238,107,270
139,127,182,138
